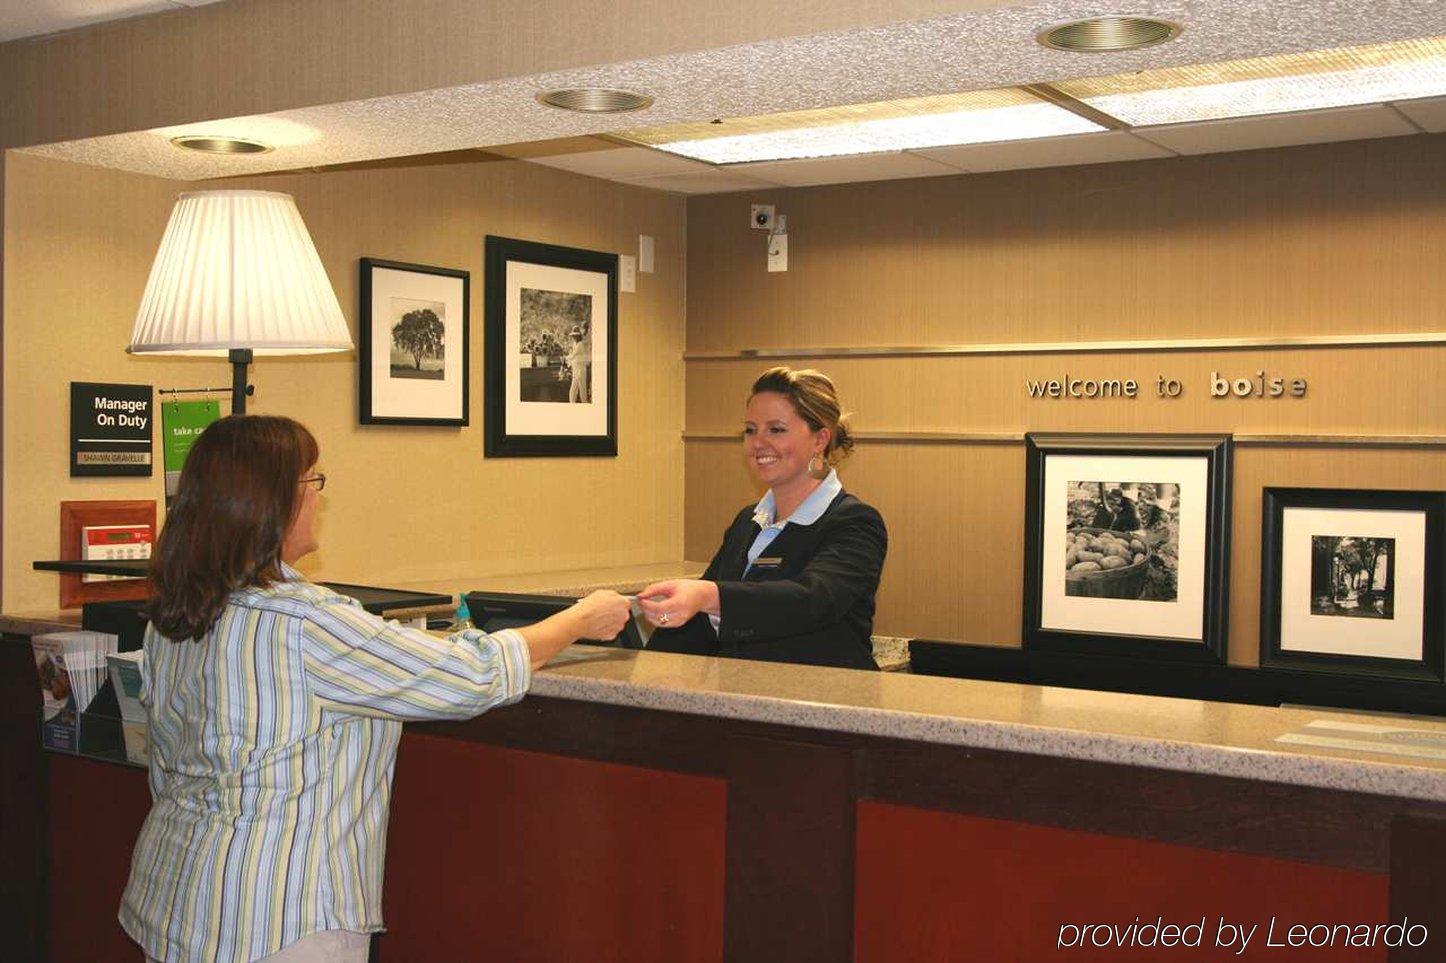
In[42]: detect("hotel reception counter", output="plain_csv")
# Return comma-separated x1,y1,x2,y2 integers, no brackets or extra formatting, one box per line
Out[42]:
4,641,1446,962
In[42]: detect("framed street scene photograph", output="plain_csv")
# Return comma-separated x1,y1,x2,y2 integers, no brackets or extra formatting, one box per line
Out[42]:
358,258,469,426
1261,488,1444,682
1023,433,1234,662
484,235,617,457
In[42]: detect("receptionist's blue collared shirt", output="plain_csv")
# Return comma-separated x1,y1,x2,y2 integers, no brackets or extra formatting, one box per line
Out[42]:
744,468,842,576
707,470,843,634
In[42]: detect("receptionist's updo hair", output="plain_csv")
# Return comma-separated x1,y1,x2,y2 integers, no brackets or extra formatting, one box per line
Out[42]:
148,414,319,641
749,366,856,472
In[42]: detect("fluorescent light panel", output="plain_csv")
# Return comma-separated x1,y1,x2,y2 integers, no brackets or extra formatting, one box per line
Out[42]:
620,90,1103,164
1055,36,1446,126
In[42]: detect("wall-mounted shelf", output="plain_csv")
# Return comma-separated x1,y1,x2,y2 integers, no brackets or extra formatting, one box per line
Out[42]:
683,430,1446,448
683,330,1446,361
30,560,452,616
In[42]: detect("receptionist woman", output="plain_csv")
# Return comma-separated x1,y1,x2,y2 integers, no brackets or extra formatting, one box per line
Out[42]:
638,367,887,670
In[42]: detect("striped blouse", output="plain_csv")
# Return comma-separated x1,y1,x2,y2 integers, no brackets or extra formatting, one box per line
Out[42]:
119,567,532,963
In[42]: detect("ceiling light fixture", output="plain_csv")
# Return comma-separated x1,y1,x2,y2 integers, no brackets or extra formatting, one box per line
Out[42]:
1053,35,1446,126
1037,16,1182,53
536,88,654,113
170,135,273,154
618,90,1104,165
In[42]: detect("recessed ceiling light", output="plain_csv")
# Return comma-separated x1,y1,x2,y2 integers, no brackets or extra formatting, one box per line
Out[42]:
617,89,1103,164
536,88,654,113
170,135,273,154
1038,16,1182,53
1053,36,1446,126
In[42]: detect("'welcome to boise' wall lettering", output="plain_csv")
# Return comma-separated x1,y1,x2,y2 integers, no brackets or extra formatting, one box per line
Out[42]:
1027,371,1308,400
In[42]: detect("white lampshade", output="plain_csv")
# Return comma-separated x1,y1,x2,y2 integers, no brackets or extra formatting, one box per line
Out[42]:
128,190,352,356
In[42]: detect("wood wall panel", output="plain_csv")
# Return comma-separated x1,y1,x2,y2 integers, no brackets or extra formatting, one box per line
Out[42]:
47,754,153,962
384,734,726,962
854,802,1389,963
3,151,686,612
686,136,1446,351
685,347,1446,437
685,135,1446,659
687,438,1446,657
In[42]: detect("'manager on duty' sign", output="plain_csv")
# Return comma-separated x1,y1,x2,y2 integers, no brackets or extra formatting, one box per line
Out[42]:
71,382,153,477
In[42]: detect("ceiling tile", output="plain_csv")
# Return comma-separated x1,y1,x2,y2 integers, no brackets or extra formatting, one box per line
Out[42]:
1132,104,1419,155
914,131,1174,172
730,152,962,187
526,146,711,179
1392,95,1446,132
620,169,784,194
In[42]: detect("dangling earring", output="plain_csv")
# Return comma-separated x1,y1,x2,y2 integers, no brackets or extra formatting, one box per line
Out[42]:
809,452,825,476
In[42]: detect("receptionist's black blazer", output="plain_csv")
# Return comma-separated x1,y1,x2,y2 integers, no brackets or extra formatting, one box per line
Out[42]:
649,491,887,670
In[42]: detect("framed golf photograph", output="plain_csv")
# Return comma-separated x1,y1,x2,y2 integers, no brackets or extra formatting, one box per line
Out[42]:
1261,488,1444,682
1023,433,1234,662
358,258,469,426
484,235,618,457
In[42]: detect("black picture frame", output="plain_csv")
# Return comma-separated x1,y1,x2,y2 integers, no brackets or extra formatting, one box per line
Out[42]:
484,235,618,457
1261,487,1445,684
358,257,470,426
1023,433,1233,663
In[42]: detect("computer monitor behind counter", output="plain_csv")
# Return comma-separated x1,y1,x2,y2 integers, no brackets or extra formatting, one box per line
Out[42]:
464,591,646,649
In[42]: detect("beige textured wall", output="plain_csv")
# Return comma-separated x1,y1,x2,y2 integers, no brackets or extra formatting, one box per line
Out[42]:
3,150,685,612
683,135,1446,657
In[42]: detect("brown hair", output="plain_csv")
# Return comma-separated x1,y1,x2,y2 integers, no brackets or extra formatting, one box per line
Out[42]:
749,366,855,470
148,415,318,641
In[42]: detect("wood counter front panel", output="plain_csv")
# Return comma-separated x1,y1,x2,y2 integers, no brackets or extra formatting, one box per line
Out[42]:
16,692,1446,963
380,733,726,962
854,802,1390,962
46,754,152,963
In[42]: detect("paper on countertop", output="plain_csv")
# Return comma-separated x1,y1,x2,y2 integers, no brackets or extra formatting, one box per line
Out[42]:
626,595,655,648
1276,718,1446,762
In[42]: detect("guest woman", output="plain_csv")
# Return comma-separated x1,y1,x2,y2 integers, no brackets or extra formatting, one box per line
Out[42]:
120,415,629,963
639,367,886,670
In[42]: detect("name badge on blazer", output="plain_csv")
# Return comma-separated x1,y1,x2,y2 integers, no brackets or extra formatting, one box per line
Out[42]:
751,556,784,570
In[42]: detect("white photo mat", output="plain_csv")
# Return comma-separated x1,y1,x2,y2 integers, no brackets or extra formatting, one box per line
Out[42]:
1039,453,1209,642
366,266,466,420
503,261,610,437
1279,506,1426,660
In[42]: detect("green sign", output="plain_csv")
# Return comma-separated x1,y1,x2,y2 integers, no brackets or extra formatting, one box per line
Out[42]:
161,399,221,500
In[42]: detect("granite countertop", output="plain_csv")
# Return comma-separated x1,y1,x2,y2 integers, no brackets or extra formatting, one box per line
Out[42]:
385,561,710,600
533,647,1446,803
0,562,914,671
14,605,1445,801
342,562,912,671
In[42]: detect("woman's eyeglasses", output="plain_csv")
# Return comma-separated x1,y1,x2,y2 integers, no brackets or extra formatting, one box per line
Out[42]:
300,473,327,492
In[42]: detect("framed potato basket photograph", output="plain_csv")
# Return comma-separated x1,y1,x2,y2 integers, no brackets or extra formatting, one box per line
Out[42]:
1023,433,1234,663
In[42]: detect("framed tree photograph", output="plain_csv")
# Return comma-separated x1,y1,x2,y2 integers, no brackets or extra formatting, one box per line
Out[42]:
1023,433,1233,663
358,258,469,426
1261,488,1444,683
484,235,618,457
